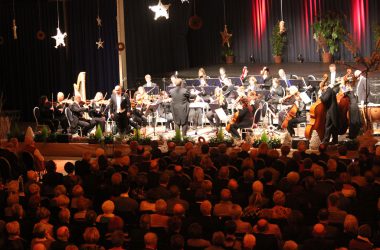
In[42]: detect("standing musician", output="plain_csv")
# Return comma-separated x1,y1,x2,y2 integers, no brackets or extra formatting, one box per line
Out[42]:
169,78,191,136
328,64,341,86
320,80,339,145
228,97,254,139
282,88,306,137
340,71,362,139
157,91,173,131
354,70,367,105
69,95,96,136
54,92,70,133
206,87,228,130
38,95,59,133
143,74,157,88
89,92,107,132
109,85,131,134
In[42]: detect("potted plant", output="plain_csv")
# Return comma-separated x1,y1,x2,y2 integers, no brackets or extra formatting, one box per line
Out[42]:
313,12,347,63
271,21,287,64
223,46,234,64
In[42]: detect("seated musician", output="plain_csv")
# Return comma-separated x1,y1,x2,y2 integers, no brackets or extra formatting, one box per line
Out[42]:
219,67,228,85
54,92,70,133
38,95,59,133
89,92,107,132
240,66,249,83
228,97,254,139
143,74,157,87
260,66,272,88
207,87,228,130
281,88,306,137
69,95,96,136
246,76,259,92
131,87,149,130
278,68,292,88
158,91,174,131
267,78,285,112
198,67,209,80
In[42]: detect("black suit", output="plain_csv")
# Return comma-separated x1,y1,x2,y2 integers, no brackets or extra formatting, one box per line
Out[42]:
109,93,131,134
320,87,339,144
169,86,190,135
69,102,95,135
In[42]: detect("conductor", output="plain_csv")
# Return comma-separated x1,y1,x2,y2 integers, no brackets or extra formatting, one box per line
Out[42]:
109,85,131,134
169,78,191,136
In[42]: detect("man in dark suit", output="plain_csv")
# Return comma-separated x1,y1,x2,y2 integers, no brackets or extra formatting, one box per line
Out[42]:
109,85,131,134
354,70,368,105
143,74,157,88
169,78,191,136
320,82,339,145
269,78,285,105
69,95,96,136
278,68,292,88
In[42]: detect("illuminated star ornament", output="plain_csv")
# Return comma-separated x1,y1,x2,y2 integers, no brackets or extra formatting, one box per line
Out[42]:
149,0,170,20
96,38,104,49
220,24,232,47
52,27,67,48
180,0,189,3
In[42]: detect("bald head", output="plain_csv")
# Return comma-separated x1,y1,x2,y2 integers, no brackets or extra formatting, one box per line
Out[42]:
243,234,256,249
313,223,326,237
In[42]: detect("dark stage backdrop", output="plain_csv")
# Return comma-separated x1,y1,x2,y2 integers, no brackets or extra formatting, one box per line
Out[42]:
0,0,119,121
125,0,380,86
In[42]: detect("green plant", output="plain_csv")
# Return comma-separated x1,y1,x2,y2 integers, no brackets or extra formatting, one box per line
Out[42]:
41,126,49,142
313,12,347,54
95,125,103,140
173,128,182,142
271,21,287,56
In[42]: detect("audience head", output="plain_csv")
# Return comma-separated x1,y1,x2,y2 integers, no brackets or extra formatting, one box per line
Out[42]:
155,199,167,214
56,226,70,241
101,200,115,215
344,214,358,234
312,223,326,237
144,232,158,249
220,189,232,202
283,240,298,250
211,231,225,247
83,227,100,244
252,180,264,194
200,200,212,216
243,234,256,250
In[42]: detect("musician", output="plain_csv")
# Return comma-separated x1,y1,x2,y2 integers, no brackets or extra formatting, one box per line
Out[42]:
109,85,131,134
341,74,362,139
260,66,272,88
169,75,177,87
143,74,157,88
219,67,228,84
284,90,307,137
228,97,254,139
240,66,249,83
354,70,367,105
54,92,69,133
268,78,285,106
38,95,59,133
89,92,107,132
206,87,228,130
169,78,191,136
158,91,173,131
278,69,291,88
69,95,96,136
131,87,149,130
246,76,260,92
198,68,208,79
320,82,339,145
328,64,341,86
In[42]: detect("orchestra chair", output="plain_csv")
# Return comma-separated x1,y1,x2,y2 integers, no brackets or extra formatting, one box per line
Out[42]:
239,108,262,140
33,107,46,132
64,108,83,137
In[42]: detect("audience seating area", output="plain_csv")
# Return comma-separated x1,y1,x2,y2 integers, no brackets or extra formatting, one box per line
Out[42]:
0,137,379,250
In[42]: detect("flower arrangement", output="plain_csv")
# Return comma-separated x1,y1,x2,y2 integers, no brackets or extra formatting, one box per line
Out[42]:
208,127,234,146
252,131,282,149
168,128,195,146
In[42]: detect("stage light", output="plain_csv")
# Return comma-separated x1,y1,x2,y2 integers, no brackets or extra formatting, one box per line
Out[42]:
149,0,170,20
297,54,304,63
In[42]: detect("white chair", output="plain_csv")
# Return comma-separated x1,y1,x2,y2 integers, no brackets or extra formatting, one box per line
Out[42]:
239,108,263,140
33,107,40,127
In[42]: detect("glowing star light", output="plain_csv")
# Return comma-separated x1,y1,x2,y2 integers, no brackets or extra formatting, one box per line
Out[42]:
180,0,189,3
149,0,170,20
96,38,104,49
52,27,67,48
96,16,102,27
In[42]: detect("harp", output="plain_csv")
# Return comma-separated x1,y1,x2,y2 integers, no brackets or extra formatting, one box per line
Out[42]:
73,72,86,101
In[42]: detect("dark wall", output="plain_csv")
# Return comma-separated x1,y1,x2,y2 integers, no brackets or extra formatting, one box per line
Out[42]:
0,0,119,121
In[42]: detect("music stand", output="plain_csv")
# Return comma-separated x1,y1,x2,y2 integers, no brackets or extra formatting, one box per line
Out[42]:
230,77,243,86
147,103,159,136
289,79,304,89
144,87,159,95
185,79,201,86
299,92,312,104
215,108,229,124
207,78,221,87
253,75,264,84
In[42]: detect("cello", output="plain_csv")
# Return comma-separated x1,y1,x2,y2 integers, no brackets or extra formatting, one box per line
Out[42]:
305,74,328,140
336,69,353,135
280,88,299,129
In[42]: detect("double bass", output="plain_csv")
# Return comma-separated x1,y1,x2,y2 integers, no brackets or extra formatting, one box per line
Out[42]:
336,69,353,135
305,74,328,140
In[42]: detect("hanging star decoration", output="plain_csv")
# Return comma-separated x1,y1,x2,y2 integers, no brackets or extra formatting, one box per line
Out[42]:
220,25,232,47
279,20,286,34
52,27,67,48
149,0,170,20
96,16,102,27
180,0,189,3
96,38,104,49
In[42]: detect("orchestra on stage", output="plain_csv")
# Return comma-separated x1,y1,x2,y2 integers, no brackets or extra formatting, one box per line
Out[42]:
36,64,370,144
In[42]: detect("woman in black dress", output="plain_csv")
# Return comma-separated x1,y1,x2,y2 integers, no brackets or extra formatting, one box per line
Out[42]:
228,97,254,139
